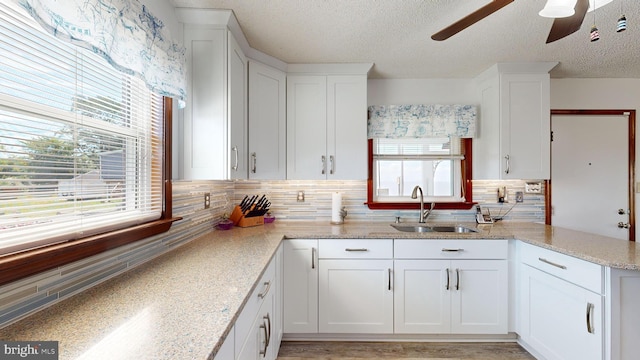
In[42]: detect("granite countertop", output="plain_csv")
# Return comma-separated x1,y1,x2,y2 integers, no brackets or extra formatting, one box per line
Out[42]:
0,221,639,360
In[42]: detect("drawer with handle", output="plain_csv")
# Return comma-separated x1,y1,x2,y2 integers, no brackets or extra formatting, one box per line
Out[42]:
394,239,508,260
520,242,603,294
318,239,393,259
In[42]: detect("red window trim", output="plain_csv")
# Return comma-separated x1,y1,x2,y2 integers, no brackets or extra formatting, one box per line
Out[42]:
0,97,181,287
365,138,475,210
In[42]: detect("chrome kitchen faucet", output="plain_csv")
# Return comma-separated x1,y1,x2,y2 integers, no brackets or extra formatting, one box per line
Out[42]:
411,185,435,223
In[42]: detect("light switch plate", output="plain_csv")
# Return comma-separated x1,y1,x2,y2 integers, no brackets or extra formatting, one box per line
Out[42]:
204,193,210,209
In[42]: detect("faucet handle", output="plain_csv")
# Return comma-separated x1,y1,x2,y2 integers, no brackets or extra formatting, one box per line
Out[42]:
395,216,401,223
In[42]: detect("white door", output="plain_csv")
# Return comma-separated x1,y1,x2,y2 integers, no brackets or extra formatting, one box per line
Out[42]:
394,260,450,333
520,265,603,360
450,260,508,334
551,114,630,240
283,239,318,333
319,259,394,333
286,76,327,180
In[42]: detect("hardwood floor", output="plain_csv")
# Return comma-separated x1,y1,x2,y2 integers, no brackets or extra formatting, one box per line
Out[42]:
277,341,536,359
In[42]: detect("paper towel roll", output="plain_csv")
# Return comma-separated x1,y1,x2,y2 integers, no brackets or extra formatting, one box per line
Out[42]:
331,192,342,224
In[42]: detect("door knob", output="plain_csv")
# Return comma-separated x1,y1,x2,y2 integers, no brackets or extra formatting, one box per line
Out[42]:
617,222,630,229
618,208,628,215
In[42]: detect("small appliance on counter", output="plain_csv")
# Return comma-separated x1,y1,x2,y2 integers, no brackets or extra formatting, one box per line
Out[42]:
229,194,271,227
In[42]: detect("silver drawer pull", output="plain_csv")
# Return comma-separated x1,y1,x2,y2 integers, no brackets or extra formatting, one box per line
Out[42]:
257,281,271,299
538,257,567,270
442,248,464,252
345,248,369,252
445,268,450,290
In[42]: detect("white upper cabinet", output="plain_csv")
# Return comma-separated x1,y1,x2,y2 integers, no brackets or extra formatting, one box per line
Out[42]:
286,64,371,180
248,61,287,179
179,9,248,180
228,33,248,179
473,62,557,180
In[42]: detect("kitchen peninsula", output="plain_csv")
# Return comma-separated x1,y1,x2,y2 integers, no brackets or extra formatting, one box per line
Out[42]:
0,221,638,360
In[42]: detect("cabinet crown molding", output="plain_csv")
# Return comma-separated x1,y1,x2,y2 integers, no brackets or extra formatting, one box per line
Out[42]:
475,62,559,83
287,63,374,76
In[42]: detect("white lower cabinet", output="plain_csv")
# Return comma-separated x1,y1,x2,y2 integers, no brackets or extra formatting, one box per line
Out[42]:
214,326,234,360
394,259,508,334
318,239,394,333
235,249,280,360
318,259,394,333
519,242,604,360
283,239,318,333
607,268,640,360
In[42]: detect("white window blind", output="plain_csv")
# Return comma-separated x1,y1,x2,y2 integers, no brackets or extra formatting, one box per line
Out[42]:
0,2,164,255
373,137,464,202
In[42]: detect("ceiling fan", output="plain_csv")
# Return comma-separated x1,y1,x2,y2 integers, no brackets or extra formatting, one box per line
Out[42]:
431,0,590,44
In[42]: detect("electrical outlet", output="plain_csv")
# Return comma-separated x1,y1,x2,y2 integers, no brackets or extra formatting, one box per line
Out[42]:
297,190,305,202
204,193,210,209
515,191,524,203
525,182,542,194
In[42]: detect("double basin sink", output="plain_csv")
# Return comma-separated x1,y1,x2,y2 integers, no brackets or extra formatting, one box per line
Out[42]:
391,224,478,233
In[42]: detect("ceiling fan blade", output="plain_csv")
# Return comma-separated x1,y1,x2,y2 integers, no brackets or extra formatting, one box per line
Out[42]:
431,0,514,41
546,0,589,43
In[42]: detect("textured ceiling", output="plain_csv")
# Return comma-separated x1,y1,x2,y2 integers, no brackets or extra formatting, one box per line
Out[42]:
170,0,640,79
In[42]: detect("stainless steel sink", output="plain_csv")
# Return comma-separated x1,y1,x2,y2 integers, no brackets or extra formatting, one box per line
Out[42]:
391,224,478,233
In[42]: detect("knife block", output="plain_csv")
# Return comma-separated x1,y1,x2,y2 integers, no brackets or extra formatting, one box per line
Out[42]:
229,205,264,227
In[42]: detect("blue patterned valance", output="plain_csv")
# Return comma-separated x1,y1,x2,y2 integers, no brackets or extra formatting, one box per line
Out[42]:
368,104,477,139
19,0,186,101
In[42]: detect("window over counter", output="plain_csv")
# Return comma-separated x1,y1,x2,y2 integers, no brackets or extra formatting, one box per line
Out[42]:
0,2,178,286
366,138,474,210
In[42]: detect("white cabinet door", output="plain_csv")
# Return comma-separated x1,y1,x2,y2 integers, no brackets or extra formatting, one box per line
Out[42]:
287,74,367,180
272,244,284,355
283,239,318,333
319,259,394,333
394,260,450,333
450,260,508,334
183,26,227,180
287,76,327,180
521,264,603,360
394,259,508,334
228,32,248,179
473,64,553,180
248,61,286,179
499,73,550,180
326,75,367,180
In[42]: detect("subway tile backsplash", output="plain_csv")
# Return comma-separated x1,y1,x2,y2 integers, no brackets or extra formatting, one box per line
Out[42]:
0,178,543,328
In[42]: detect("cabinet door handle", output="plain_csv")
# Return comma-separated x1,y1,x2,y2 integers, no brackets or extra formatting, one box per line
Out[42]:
232,146,239,171
251,152,257,173
504,154,510,175
445,268,450,290
586,302,595,334
321,155,326,175
311,247,316,269
442,248,464,252
455,268,460,290
264,313,272,347
329,155,335,175
538,257,567,270
259,321,268,357
388,268,392,291
345,248,368,252
257,281,271,299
